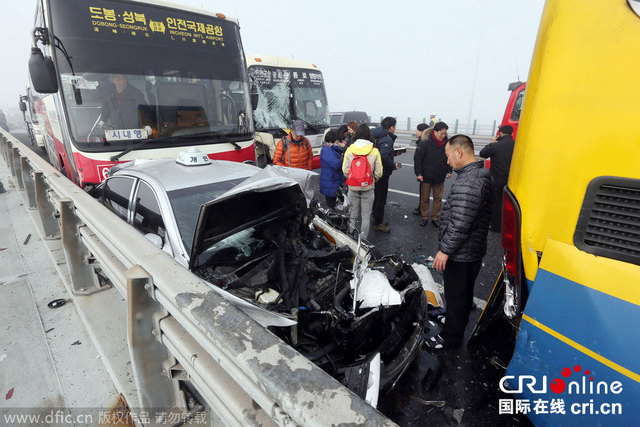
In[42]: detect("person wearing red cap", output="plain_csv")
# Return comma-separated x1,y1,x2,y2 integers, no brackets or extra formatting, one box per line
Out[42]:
273,119,313,170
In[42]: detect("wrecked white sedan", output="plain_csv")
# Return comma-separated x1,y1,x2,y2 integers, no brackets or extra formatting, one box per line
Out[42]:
92,148,427,406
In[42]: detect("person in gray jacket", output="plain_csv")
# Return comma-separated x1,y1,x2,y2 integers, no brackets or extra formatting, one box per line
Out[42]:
427,134,492,350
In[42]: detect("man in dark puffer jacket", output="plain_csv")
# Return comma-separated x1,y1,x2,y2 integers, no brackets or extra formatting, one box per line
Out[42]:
427,134,492,350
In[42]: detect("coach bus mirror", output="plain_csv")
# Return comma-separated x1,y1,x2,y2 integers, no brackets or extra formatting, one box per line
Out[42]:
28,47,58,94
73,85,83,105
250,90,259,111
249,80,259,110
18,99,27,113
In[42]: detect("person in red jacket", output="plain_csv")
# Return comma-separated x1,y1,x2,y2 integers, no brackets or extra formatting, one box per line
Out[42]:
272,120,313,170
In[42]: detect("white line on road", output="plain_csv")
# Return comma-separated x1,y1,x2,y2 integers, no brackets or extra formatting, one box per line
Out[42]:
388,188,419,198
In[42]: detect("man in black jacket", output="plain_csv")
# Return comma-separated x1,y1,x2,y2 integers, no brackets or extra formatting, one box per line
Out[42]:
427,134,492,350
371,117,399,232
479,125,515,232
412,123,430,216
414,122,451,226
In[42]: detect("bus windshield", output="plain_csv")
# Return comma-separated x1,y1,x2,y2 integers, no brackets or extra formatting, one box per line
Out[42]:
249,65,329,131
49,0,253,150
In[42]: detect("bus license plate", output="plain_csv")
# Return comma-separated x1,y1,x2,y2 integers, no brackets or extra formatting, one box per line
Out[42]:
105,128,148,142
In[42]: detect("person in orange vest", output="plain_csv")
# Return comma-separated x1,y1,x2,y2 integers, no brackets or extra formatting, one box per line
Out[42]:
272,120,313,170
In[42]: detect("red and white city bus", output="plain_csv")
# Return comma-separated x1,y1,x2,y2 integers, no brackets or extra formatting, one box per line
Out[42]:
27,0,255,188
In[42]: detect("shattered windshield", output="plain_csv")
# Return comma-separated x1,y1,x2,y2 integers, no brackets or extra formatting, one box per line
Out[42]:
249,65,329,131
167,179,246,253
50,0,253,150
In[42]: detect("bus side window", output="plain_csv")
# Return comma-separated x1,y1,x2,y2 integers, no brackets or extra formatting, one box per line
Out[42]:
103,176,134,221
511,90,526,122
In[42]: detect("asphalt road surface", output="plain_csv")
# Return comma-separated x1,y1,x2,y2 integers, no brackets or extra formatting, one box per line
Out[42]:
358,137,527,426
10,127,525,426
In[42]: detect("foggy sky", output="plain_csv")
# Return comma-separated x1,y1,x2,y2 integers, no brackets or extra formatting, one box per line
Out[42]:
1,0,544,126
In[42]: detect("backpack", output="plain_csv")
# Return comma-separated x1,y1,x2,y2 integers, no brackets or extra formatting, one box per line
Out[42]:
346,155,374,187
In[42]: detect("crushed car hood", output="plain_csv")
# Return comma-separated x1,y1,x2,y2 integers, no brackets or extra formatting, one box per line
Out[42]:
187,166,317,327
189,165,317,270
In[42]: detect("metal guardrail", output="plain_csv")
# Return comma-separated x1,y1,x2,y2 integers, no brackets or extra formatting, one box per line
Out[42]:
0,130,395,426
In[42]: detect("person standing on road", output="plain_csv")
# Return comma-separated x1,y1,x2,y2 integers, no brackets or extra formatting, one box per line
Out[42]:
414,122,451,227
428,113,438,128
320,130,346,209
425,134,492,350
342,124,383,239
479,125,515,232
345,120,358,147
412,123,430,216
273,119,313,170
371,117,399,233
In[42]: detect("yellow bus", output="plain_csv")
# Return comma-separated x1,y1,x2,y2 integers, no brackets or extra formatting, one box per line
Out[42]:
484,0,640,424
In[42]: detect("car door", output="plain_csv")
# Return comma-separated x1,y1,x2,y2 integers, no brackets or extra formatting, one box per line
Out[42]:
101,176,136,221
130,180,173,256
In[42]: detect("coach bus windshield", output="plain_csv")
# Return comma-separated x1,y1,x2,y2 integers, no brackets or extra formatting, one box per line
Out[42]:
49,0,253,150
249,65,329,131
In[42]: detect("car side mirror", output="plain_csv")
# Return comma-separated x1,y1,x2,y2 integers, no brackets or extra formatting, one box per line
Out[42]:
144,233,163,248
144,233,174,257
19,99,27,113
29,47,58,94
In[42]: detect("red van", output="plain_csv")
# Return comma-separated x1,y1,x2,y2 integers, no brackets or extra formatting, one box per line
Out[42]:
500,81,526,139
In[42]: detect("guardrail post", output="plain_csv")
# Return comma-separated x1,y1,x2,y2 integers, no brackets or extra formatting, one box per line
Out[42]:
454,119,459,133
21,157,37,209
1,135,7,163
13,149,25,190
406,117,411,131
492,120,497,135
9,146,17,177
60,198,105,295
126,265,186,415
34,171,61,239
472,120,477,135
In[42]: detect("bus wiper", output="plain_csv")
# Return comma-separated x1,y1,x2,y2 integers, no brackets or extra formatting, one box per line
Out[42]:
110,137,154,161
153,131,243,150
109,131,242,161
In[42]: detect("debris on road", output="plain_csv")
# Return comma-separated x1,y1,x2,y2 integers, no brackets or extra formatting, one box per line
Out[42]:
47,299,67,309
409,396,446,408
453,408,465,424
